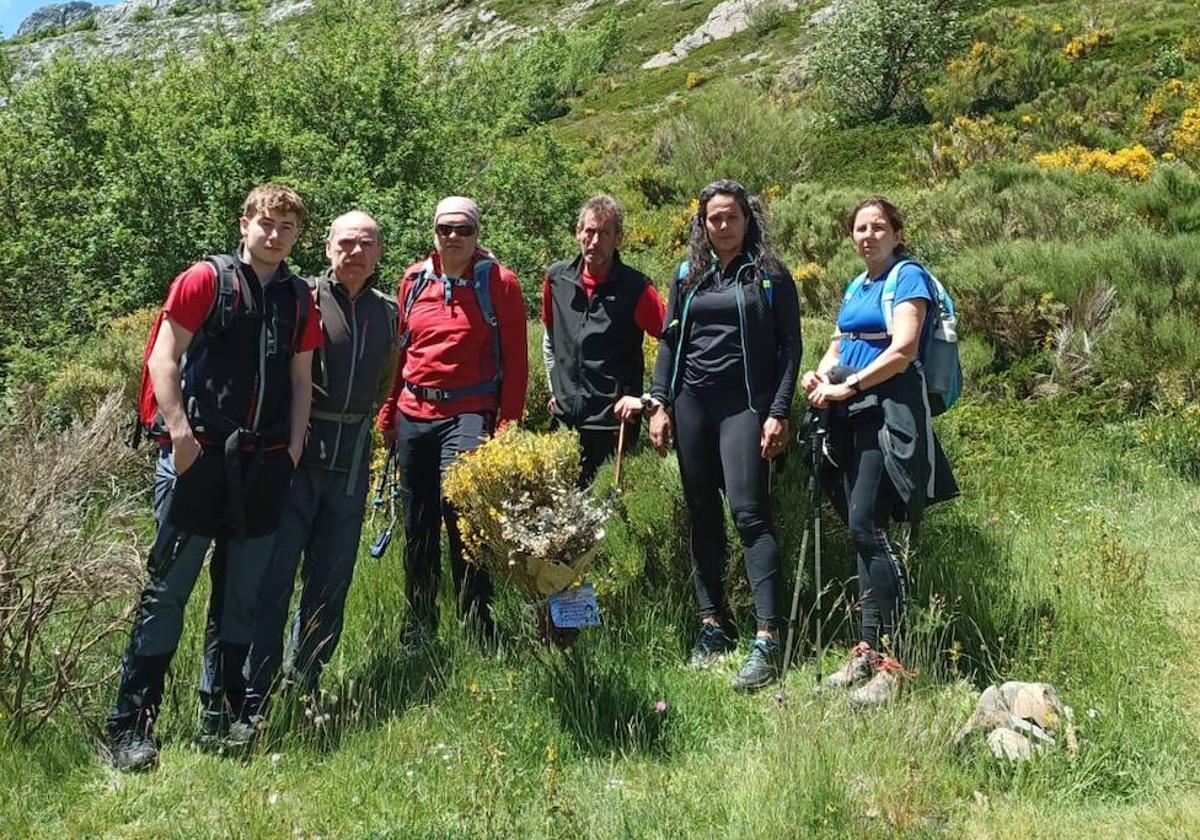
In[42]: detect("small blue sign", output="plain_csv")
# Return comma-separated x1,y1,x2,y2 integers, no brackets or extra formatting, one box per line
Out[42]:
549,584,602,629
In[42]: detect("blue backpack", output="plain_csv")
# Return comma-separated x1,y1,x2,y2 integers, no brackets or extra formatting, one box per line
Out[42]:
841,259,961,416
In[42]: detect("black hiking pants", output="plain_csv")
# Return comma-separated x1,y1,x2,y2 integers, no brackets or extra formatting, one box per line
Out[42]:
396,412,494,633
823,407,907,657
673,385,779,632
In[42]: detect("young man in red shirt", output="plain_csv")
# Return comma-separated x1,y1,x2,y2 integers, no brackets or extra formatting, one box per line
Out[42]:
108,184,322,771
378,196,528,645
541,194,665,485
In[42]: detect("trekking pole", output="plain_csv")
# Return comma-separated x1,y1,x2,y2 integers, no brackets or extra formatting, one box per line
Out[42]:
613,420,627,489
774,412,826,706
370,443,399,558
811,417,827,688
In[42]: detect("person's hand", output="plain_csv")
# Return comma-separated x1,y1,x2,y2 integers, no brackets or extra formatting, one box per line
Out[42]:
170,428,201,476
760,416,789,460
649,408,673,456
380,425,398,446
547,395,557,414
614,396,643,422
801,370,826,394
807,381,853,409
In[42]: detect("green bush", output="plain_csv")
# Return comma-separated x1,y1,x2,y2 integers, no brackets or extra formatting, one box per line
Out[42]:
809,0,967,124
652,80,807,194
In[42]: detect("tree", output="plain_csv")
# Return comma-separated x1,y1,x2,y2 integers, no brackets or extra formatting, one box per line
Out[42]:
809,0,966,124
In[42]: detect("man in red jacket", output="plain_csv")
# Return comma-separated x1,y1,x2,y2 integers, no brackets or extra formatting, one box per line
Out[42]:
378,196,527,645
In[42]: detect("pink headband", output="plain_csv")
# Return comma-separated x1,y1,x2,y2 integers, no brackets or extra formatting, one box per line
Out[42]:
434,196,480,226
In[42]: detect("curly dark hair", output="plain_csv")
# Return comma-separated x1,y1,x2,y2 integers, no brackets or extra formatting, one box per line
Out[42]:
684,179,784,290
845,195,909,259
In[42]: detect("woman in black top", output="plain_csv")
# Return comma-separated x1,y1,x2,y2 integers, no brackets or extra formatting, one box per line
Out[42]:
648,180,801,691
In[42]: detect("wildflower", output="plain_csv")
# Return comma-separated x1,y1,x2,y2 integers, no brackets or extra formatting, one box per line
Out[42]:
268,792,279,806
654,699,669,713
270,752,282,765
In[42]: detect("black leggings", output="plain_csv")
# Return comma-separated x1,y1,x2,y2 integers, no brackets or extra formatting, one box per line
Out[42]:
823,409,907,656
674,386,778,631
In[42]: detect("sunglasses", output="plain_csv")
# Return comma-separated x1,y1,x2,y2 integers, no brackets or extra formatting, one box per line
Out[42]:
435,223,477,237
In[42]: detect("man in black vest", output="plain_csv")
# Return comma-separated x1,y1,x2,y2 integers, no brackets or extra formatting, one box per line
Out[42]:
107,184,321,772
201,211,399,744
541,195,665,485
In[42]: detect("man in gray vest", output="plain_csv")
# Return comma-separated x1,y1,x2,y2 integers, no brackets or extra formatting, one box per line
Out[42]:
202,210,399,745
542,195,665,485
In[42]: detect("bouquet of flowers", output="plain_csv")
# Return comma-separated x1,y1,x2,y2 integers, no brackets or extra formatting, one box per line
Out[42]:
444,427,611,598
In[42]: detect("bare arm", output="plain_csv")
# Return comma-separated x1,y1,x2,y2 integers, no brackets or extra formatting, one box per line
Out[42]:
148,317,201,473
801,338,841,394
288,350,314,465
808,300,927,408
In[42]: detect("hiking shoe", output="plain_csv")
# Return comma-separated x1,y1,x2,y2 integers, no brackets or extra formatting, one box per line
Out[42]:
848,657,909,709
687,622,736,668
194,712,228,750
222,720,260,750
731,637,780,692
823,641,878,691
110,725,158,772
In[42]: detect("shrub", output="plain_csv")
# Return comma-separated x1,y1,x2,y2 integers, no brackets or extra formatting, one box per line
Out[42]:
1033,143,1157,181
130,5,155,23
652,80,807,192
923,13,1070,122
0,392,143,739
809,0,966,124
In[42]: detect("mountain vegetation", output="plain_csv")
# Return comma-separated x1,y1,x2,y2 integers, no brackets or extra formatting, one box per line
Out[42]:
2,0,1200,835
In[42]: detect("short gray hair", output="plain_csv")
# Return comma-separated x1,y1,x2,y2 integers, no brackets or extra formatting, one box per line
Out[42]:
576,194,624,236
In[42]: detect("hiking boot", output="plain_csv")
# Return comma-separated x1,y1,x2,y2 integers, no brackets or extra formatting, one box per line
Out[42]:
110,725,158,772
731,636,780,692
823,641,878,691
222,719,261,751
687,622,736,668
848,657,909,709
194,712,228,750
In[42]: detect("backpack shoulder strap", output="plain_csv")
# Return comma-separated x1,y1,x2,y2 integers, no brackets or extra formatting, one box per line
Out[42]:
843,270,869,303
202,254,244,334
473,259,502,382
880,259,917,334
285,270,311,352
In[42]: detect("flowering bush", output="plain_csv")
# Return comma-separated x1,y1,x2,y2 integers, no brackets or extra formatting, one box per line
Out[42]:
1033,144,1156,181
1062,27,1112,60
445,427,611,597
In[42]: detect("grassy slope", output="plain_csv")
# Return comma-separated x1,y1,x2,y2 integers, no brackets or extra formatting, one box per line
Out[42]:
5,0,1200,835
2,397,1198,838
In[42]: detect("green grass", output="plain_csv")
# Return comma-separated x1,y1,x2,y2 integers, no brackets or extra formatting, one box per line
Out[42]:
4,397,1200,837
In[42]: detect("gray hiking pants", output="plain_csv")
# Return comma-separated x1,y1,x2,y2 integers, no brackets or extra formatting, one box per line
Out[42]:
232,464,370,719
108,447,276,735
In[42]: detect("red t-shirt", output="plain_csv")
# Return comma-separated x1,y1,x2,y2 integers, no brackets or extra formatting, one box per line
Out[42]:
540,266,665,337
377,252,529,428
162,261,323,352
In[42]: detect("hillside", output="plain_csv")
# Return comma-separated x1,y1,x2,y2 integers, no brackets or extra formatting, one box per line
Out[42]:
3,0,1200,836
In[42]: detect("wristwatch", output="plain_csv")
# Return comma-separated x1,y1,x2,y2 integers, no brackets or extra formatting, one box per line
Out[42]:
641,393,664,413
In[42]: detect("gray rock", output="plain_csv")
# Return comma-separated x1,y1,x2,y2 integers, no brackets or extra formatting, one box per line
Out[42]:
807,0,850,29
641,0,801,70
15,2,96,37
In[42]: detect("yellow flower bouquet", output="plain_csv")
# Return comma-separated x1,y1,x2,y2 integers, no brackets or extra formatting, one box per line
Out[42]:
444,427,611,598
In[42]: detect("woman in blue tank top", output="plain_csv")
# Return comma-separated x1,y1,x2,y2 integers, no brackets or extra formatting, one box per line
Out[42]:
800,196,957,708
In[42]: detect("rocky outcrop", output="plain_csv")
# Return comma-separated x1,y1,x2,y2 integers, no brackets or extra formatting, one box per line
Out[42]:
15,1,96,37
6,0,314,83
641,0,802,69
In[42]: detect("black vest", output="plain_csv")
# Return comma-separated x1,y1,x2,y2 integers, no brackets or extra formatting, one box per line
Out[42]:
547,253,649,430
181,254,307,445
